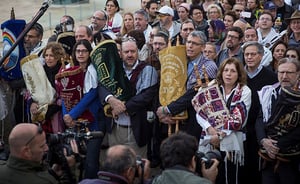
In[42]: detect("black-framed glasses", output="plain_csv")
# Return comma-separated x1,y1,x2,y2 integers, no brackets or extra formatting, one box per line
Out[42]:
25,123,43,146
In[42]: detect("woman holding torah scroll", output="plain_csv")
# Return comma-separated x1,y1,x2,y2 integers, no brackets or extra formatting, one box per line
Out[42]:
192,57,251,184
24,43,65,133
58,39,102,179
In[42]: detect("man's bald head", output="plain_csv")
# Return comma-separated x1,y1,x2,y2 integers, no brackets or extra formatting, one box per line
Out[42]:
103,145,137,178
9,123,37,151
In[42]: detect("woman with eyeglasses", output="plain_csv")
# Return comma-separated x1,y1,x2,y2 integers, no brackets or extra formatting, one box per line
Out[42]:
61,39,102,179
105,0,123,35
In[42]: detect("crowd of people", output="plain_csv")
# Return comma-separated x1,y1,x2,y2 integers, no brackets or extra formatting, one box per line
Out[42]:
0,0,300,184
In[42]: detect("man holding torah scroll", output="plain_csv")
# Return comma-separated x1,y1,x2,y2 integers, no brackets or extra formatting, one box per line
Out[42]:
97,37,158,158
156,31,218,140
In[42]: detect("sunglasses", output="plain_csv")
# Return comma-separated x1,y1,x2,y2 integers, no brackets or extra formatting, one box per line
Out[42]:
122,36,136,43
25,123,43,146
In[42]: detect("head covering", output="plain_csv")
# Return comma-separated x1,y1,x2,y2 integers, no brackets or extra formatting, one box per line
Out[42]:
286,10,300,23
209,19,226,50
209,19,226,44
264,1,277,10
156,5,174,17
179,3,190,11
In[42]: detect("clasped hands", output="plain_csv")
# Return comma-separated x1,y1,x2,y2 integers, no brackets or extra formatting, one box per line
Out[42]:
261,138,279,159
107,96,126,118
156,106,176,124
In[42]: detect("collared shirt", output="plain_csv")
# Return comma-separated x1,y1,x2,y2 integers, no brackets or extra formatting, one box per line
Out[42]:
288,32,300,47
245,64,263,79
186,54,218,90
216,47,244,67
124,60,139,80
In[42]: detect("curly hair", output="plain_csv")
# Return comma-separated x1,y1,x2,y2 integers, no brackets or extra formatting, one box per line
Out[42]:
42,42,65,62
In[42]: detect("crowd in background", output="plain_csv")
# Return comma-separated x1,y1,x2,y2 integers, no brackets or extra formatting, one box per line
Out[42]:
0,0,299,184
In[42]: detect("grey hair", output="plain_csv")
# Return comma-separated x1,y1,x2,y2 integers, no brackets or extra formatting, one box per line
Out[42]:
242,41,264,55
278,57,300,72
134,9,149,22
189,30,207,44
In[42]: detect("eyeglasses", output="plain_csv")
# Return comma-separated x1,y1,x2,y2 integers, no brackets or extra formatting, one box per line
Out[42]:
234,9,243,12
25,123,43,146
209,11,218,14
75,49,89,54
186,40,203,46
244,52,258,57
122,36,136,43
286,54,297,58
227,34,239,40
92,16,105,21
278,71,297,75
158,14,169,17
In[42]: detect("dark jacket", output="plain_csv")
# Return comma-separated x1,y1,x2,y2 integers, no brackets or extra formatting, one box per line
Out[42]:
79,171,129,184
0,156,58,184
151,165,212,184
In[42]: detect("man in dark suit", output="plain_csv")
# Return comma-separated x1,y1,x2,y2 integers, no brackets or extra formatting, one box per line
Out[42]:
156,30,218,140
98,37,159,158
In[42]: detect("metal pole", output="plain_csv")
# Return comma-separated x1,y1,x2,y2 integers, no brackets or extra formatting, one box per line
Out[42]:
0,1,51,66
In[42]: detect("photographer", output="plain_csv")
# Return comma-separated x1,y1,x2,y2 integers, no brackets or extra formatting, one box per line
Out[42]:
79,145,151,184
0,123,78,184
151,132,219,184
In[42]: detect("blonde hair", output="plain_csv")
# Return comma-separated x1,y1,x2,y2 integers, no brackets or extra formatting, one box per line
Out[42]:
207,4,223,20
120,12,134,36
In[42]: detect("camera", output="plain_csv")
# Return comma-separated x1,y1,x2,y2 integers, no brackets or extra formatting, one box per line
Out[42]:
135,155,145,178
195,150,222,175
45,122,104,183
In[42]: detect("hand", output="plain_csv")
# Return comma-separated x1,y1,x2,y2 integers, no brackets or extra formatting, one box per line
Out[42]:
160,115,176,124
64,139,79,167
210,135,220,147
201,158,219,183
261,138,279,159
108,96,126,117
139,158,151,180
63,114,75,127
156,106,166,120
30,102,39,115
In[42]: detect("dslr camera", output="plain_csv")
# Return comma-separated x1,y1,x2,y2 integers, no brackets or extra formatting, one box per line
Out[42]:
195,150,222,175
135,155,145,177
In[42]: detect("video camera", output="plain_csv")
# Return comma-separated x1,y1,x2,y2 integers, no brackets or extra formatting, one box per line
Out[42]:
45,122,104,183
46,121,103,165
195,150,222,175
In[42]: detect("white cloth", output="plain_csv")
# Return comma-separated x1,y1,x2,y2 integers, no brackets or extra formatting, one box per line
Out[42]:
83,64,98,94
257,28,279,48
258,82,280,122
